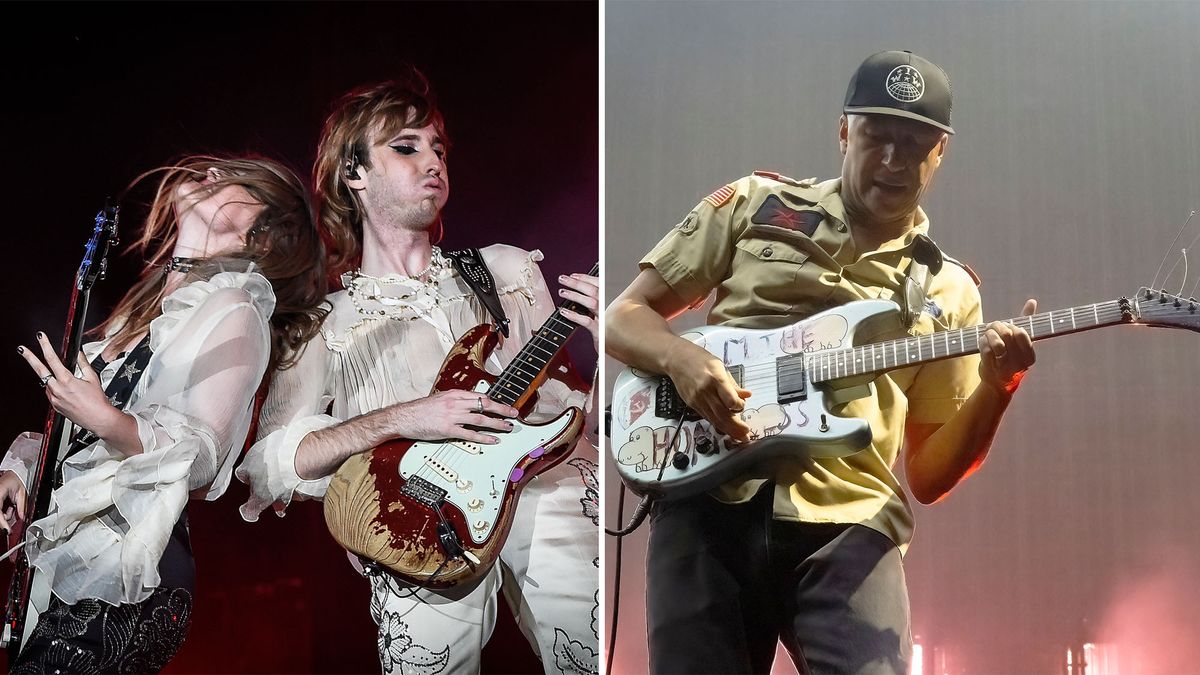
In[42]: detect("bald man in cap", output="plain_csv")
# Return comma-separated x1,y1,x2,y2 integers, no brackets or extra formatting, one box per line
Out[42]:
607,50,1036,674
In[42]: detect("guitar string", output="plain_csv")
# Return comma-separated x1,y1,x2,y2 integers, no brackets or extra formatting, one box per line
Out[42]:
491,310,574,393
415,309,576,509
647,296,1188,444
724,304,1130,388
1157,227,1200,297
1150,210,1195,291
802,305,1130,382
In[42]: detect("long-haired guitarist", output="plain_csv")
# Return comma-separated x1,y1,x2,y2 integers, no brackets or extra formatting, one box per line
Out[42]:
235,70,601,673
0,156,328,672
606,51,1037,674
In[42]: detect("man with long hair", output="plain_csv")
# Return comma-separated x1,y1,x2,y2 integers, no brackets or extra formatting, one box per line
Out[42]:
238,71,600,674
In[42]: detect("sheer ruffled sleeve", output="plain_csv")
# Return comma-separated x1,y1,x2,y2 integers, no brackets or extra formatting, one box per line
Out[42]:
1,432,43,489
26,270,274,606
235,328,338,522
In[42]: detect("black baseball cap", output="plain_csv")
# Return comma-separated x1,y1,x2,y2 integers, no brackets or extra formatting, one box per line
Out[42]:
844,50,954,134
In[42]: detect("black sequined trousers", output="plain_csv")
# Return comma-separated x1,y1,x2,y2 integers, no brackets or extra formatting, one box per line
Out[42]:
9,512,195,674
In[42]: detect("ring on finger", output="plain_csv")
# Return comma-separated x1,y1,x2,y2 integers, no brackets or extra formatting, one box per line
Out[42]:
38,374,52,388
475,396,484,414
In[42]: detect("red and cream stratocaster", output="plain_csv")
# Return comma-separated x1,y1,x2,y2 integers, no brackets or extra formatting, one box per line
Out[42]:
324,263,597,588
610,288,1200,500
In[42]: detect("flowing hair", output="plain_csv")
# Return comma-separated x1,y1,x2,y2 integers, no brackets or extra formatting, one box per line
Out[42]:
313,68,449,279
99,155,328,374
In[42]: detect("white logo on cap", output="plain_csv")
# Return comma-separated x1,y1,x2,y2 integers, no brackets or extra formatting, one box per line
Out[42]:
886,65,924,103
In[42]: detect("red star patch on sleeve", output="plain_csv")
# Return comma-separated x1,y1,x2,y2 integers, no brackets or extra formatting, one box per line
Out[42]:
703,183,736,209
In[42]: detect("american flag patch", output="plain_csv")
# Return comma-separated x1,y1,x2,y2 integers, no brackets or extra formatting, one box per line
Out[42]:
703,184,736,209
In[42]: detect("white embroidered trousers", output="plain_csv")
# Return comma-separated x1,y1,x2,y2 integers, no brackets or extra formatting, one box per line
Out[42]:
364,448,599,675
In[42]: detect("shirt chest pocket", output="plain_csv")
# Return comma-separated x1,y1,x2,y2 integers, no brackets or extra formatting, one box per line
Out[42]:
728,237,819,315
736,236,810,265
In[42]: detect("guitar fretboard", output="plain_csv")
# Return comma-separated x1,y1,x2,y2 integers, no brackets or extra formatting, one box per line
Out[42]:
489,262,599,406
780,298,1136,387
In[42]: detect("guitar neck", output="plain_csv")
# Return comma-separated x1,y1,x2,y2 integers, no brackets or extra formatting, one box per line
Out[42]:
802,297,1136,385
488,262,599,407
28,276,93,521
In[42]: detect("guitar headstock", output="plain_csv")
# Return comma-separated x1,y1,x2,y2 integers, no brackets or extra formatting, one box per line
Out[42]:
77,201,119,292
1133,287,1200,333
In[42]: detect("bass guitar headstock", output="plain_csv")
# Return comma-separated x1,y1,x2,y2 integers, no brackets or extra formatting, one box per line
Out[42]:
78,201,119,292
1133,287,1200,333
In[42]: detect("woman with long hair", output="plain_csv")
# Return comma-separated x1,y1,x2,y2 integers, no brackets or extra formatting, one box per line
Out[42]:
0,155,327,673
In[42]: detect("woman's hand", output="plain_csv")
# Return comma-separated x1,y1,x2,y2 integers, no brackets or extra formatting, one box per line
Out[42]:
558,272,600,353
0,469,26,542
18,332,125,439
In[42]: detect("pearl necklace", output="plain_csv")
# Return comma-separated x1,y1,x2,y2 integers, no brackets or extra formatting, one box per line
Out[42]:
343,247,449,318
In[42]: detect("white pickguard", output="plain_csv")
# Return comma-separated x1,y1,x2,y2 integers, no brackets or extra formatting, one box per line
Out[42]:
397,381,577,544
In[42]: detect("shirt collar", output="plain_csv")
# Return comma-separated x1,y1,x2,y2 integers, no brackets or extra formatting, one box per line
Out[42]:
814,178,936,256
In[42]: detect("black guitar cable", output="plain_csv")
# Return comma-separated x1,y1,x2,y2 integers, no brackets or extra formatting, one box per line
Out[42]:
391,500,476,600
604,415,683,537
604,414,685,674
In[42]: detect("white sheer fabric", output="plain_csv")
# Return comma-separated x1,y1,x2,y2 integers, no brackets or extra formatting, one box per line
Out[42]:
236,245,599,674
1,269,274,605
237,245,588,518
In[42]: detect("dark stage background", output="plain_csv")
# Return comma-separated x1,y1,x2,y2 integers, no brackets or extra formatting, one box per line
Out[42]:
0,2,597,673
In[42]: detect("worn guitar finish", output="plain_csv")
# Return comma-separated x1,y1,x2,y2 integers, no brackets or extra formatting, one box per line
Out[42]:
610,288,1200,500
324,263,597,588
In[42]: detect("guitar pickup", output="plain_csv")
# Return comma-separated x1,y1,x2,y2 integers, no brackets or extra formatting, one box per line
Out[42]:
777,359,807,403
423,456,459,483
449,440,483,455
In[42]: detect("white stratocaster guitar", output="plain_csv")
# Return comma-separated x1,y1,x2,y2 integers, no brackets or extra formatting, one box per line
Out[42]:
610,288,1200,500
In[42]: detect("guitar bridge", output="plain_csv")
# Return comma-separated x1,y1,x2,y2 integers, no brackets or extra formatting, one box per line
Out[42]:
655,378,701,421
400,475,448,507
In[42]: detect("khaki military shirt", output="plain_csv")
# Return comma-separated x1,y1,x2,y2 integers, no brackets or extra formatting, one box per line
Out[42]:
641,173,983,549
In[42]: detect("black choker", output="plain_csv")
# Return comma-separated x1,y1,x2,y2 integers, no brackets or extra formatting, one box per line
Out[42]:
164,256,203,273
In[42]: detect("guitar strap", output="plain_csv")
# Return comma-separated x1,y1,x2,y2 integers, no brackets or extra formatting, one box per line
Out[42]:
446,248,510,337
900,234,943,330
58,334,155,482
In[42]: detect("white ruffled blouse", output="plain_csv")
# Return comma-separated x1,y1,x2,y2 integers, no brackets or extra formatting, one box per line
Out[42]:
1,269,275,606
237,245,590,521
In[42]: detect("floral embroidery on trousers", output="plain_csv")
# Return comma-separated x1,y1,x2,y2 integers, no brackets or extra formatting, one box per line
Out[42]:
10,587,193,674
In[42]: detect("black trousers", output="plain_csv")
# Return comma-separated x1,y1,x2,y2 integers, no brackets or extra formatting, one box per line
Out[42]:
11,511,196,674
646,488,911,675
